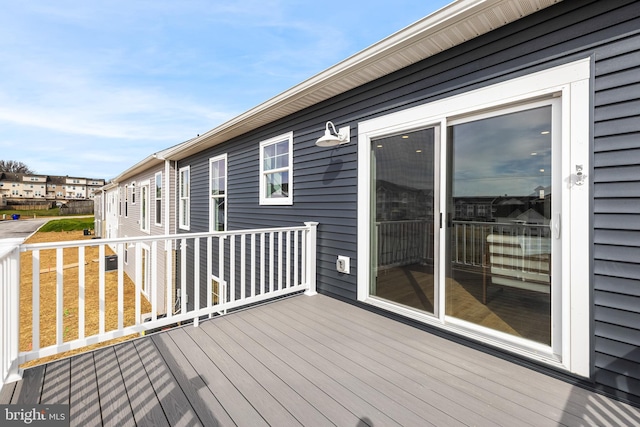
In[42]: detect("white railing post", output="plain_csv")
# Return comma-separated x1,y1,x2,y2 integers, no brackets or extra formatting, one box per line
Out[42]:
304,222,319,296
0,239,24,388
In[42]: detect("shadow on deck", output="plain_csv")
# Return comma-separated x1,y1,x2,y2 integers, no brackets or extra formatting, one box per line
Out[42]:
1,294,639,426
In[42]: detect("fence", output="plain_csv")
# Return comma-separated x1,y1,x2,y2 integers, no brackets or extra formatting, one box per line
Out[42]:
0,222,318,388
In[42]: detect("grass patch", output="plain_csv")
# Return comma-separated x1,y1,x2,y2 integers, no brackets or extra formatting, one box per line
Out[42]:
0,207,62,217
39,217,95,232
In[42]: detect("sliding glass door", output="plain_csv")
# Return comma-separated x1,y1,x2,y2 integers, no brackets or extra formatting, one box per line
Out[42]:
369,101,559,346
359,59,590,374
370,128,436,314
445,102,556,346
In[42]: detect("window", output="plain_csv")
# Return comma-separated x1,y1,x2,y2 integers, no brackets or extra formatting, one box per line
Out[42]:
140,180,150,232
209,155,227,231
357,59,590,376
155,172,162,226
259,132,293,205
131,182,136,204
179,166,190,230
124,185,128,218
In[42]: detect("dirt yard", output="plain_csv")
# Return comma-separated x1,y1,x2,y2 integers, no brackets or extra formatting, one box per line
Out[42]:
20,230,152,367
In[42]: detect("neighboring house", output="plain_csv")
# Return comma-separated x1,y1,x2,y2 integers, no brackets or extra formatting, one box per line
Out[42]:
0,173,105,201
105,0,640,405
95,152,177,317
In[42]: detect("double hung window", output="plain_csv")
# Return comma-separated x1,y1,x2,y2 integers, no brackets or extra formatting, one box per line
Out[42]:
179,166,190,230
209,155,227,231
140,180,150,233
155,172,162,226
259,132,293,205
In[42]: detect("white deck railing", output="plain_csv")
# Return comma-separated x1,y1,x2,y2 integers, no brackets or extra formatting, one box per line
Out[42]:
0,222,318,388
0,239,22,388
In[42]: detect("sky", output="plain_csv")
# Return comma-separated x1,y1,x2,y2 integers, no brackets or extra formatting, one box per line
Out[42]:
0,0,451,180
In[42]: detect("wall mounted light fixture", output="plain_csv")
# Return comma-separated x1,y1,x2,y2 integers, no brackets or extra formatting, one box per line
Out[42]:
316,121,351,147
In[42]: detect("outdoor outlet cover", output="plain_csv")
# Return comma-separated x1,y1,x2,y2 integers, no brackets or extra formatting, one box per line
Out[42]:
336,255,350,274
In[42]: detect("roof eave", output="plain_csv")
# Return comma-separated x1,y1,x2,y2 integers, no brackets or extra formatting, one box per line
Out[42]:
162,0,561,160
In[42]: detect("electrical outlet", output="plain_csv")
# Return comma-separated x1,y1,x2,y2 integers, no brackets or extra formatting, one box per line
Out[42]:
336,255,350,274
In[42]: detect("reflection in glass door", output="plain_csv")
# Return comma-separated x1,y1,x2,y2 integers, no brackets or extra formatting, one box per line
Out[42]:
371,128,436,314
445,104,554,346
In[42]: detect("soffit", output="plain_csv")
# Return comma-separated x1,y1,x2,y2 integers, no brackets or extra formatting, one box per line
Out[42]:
164,0,562,160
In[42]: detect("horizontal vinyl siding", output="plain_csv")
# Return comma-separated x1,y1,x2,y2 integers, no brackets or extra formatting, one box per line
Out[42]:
592,0,640,402
175,0,640,402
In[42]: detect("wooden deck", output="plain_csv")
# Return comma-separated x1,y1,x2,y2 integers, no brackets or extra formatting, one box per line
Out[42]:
1,294,639,426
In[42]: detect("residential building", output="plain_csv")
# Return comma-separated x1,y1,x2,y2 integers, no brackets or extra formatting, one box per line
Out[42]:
72,0,640,407
95,151,177,316
0,172,105,202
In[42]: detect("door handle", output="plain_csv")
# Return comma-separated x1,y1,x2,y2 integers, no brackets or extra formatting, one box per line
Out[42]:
554,213,561,239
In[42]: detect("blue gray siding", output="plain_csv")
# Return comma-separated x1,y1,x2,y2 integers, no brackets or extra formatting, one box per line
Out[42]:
178,0,640,404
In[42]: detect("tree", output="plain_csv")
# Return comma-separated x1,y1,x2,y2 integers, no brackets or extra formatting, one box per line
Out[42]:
0,160,35,174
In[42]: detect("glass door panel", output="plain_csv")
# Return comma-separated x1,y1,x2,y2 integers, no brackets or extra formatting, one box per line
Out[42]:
445,105,553,345
371,128,436,314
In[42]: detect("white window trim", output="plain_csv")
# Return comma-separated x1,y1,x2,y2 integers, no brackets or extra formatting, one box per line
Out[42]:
259,131,293,206
140,180,150,233
154,172,162,227
179,166,190,230
131,181,136,204
357,58,590,377
124,185,128,218
209,154,227,232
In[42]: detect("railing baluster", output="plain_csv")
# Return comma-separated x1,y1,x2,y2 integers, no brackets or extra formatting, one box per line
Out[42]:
78,247,85,341
240,234,246,300
180,238,187,315
194,238,200,326
219,236,226,304
294,230,299,287
260,233,265,295
99,245,105,335
32,250,40,352
135,243,142,326
56,248,63,345
301,229,307,286
166,239,173,318
251,233,256,297
278,231,283,291
230,235,236,302
269,232,274,293
151,240,158,322
206,236,212,310
286,231,291,288
117,243,124,331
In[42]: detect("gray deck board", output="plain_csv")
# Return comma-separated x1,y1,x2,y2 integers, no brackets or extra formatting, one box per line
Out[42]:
235,306,403,426
114,341,170,427
133,338,202,427
0,380,15,403
249,305,438,426
70,352,101,427
187,325,303,426
168,327,269,427
94,346,135,427
221,312,365,426
203,318,335,427
1,294,639,427
11,364,44,404
41,360,70,404
303,295,595,424
151,332,234,427
285,296,573,426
